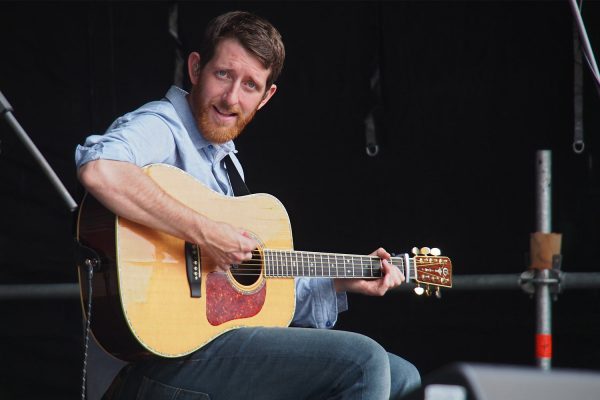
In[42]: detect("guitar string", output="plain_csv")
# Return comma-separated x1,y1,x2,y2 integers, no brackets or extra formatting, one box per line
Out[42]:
194,250,414,266
189,263,445,278
191,258,422,269
192,250,444,277
193,255,442,269
192,258,442,271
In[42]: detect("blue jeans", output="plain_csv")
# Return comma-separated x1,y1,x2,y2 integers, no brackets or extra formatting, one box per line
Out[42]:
106,327,420,399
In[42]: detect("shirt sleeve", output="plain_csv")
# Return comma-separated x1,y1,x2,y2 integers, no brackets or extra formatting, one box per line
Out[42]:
291,278,348,329
75,112,177,168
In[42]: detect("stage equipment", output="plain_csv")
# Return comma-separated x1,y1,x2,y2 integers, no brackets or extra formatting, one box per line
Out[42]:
526,150,559,369
364,2,383,157
401,362,600,400
0,90,77,211
568,0,600,154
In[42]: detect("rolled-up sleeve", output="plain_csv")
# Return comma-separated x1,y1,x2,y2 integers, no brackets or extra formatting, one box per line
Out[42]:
291,278,348,329
75,113,177,168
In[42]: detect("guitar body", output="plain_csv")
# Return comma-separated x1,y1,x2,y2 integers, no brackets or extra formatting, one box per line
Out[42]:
77,164,296,360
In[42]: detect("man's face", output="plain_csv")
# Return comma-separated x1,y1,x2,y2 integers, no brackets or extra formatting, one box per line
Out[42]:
188,38,276,144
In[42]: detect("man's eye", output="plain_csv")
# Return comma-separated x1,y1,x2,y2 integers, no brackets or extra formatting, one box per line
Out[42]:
246,81,257,89
216,70,227,78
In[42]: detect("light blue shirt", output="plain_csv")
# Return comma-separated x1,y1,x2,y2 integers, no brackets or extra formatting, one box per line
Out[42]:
75,85,347,328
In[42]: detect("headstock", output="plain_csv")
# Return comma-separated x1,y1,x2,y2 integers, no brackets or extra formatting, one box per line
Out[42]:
410,246,453,298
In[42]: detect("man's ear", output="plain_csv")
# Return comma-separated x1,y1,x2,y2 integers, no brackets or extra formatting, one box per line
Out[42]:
257,84,277,111
187,52,201,85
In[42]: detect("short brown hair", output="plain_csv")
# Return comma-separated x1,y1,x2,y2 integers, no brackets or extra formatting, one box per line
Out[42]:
199,11,285,89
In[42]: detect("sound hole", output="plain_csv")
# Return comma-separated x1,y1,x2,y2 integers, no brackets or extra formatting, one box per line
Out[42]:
230,250,262,286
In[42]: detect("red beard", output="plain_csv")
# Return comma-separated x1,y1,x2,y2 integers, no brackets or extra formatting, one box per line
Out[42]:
197,101,256,144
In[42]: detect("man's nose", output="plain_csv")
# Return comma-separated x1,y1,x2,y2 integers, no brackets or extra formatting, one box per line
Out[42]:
223,82,241,107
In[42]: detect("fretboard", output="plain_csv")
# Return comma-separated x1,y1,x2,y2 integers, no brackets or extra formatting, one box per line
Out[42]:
263,249,410,279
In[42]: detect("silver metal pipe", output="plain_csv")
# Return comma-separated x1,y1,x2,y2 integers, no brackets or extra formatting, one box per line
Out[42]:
0,283,79,300
1,271,600,299
561,272,600,289
535,269,552,370
536,150,552,234
535,150,553,370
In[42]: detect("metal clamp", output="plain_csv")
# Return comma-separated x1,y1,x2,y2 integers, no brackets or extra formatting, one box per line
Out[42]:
519,255,563,296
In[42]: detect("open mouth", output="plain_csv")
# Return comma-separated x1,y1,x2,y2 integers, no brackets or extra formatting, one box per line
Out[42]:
210,105,239,126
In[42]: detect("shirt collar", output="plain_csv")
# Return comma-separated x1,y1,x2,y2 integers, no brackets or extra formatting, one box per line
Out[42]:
164,85,236,155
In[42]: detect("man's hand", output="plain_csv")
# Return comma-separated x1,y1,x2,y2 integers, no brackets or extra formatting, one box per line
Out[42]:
199,220,258,272
78,160,258,272
333,247,404,295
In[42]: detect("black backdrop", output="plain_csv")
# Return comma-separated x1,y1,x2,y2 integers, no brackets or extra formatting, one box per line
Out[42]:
1,1,599,399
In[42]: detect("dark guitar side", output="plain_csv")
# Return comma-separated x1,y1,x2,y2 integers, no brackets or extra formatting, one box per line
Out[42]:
77,194,152,360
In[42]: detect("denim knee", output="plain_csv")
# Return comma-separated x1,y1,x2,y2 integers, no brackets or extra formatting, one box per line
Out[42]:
388,352,421,399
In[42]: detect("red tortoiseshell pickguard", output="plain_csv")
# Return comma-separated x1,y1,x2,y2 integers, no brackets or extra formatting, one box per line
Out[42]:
206,272,266,326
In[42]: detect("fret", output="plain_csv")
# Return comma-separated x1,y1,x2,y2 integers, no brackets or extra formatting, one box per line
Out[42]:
264,250,269,276
287,251,294,277
309,253,315,277
331,254,336,277
283,251,287,277
327,253,332,277
299,252,306,276
346,255,353,277
278,251,283,276
317,253,324,277
343,255,349,277
305,253,310,276
330,254,337,277
366,256,374,277
304,252,309,276
359,256,365,278
331,254,338,277
282,251,289,277
266,250,271,276
398,256,405,277
292,251,298,277
278,251,283,277
265,250,270,276
391,255,407,279
282,251,287,276
358,255,368,278
370,257,381,277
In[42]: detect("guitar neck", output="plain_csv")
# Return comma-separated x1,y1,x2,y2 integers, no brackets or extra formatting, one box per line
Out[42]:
263,249,413,280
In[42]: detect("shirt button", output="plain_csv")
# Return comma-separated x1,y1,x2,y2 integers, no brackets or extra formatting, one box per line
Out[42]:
325,320,332,327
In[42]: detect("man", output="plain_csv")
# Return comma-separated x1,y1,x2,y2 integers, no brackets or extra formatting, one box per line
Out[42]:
76,10,420,399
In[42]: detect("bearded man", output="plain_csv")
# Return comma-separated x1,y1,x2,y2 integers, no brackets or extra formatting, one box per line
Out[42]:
75,10,420,399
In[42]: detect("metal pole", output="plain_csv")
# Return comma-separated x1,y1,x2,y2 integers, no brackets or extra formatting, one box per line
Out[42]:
535,150,553,370
0,90,78,212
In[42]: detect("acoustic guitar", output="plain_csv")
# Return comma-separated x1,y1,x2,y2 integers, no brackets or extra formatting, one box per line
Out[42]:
77,163,452,361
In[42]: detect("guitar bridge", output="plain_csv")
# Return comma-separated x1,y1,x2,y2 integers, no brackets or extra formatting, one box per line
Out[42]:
185,242,201,298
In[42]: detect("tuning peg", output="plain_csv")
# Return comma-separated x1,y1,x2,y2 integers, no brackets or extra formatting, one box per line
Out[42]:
414,284,425,296
425,285,431,296
431,248,441,256
420,247,431,255
435,287,442,299
411,247,419,256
